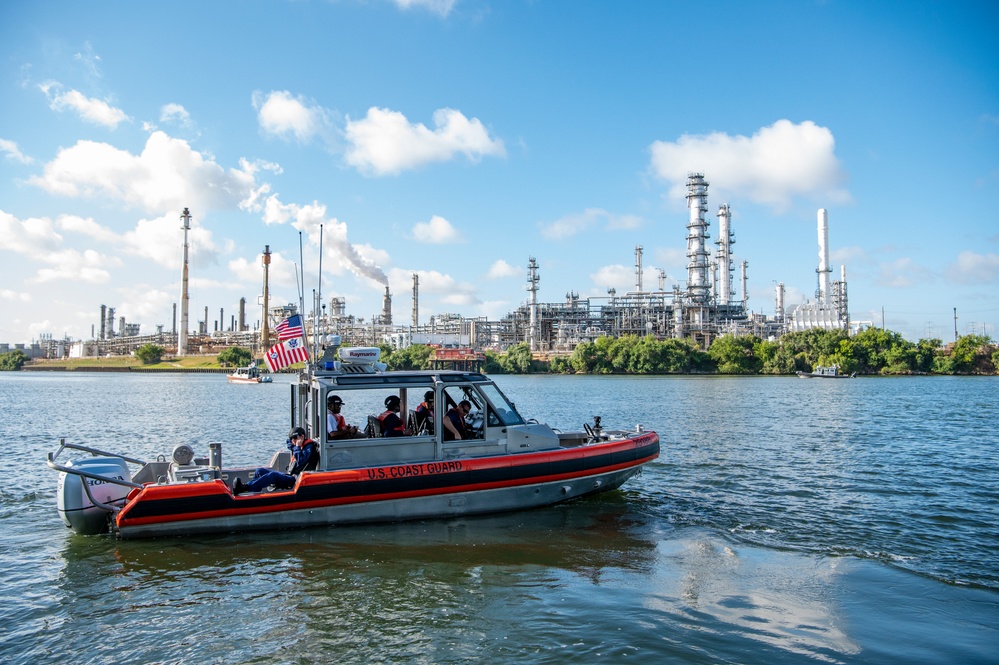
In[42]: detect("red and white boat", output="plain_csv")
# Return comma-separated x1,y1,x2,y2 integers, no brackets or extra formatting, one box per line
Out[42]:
227,362,273,383
48,344,659,539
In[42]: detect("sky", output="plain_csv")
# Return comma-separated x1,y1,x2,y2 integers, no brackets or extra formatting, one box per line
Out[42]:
1,0,997,346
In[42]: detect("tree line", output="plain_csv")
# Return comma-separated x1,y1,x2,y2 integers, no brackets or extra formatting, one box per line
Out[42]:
375,329,997,375
4,330,995,375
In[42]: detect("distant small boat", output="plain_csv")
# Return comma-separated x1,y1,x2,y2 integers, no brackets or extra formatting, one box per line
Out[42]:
796,364,855,379
227,363,272,384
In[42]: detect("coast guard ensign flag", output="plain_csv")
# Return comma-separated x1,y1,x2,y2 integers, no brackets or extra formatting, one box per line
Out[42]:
265,336,309,372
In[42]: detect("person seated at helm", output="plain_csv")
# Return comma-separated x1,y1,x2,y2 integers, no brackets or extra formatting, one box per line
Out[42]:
378,395,406,437
327,394,359,440
414,390,435,434
233,427,318,495
442,400,472,441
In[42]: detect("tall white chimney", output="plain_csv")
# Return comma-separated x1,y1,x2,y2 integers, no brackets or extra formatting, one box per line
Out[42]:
817,208,832,305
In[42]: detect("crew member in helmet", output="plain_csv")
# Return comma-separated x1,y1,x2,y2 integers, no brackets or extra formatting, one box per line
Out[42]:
377,395,406,437
233,426,319,495
414,390,435,434
327,394,359,439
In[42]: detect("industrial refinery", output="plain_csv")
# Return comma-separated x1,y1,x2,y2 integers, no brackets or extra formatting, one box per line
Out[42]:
10,173,862,360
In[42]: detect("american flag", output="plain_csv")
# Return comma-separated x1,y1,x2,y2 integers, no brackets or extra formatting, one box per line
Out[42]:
265,337,310,372
275,314,304,341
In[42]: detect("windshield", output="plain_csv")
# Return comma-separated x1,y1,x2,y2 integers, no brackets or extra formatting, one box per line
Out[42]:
477,383,525,426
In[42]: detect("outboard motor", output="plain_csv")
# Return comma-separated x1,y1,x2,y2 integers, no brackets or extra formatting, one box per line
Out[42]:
57,457,132,535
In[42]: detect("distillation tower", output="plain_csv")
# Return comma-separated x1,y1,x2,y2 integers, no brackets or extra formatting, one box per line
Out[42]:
788,209,850,331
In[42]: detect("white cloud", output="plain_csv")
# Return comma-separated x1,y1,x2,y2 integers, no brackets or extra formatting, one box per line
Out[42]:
652,247,686,274
31,248,118,284
39,81,129,128
388,267,479,304
878,257,935,288
254,90,329,143
0,138,32,164
539,208,643,240
121,213,219,268
589,264,638,293
393,0,457,17
344,107,505,176
1,289,31,302
230,250,298,287
50,211,219,270
114,286,175,330
649,119,851,212
28,131,259,215
160,103,192,127
486,259,520,279
0,210,63,255
411,215,462,243
946,251,999,284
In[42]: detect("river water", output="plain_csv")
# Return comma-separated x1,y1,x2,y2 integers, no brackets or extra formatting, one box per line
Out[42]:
1,372,996,664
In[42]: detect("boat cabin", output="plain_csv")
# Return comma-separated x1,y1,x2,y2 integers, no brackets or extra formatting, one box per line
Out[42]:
293,346,560,471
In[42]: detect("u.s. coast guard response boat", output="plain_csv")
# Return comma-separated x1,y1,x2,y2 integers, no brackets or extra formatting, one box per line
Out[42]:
48,340,659,539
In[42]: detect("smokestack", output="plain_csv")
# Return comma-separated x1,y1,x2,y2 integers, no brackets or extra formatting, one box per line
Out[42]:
412,273,419,328
382,285,392,325
261,245,271,350
239,298,246,332
817,208,832,305
100,304,107,340
775,282,785,322
740,260,749,305
635,245,643,292
179,207,191,355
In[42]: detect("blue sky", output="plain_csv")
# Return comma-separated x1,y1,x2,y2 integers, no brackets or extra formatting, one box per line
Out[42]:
1,0,997,345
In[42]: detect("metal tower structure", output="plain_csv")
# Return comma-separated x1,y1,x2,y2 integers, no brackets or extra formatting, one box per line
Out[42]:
685,173,711,304
716,204,735,305
261,245,271,352
527,257,540,352
178,207,191,356
412,273,419,328
635,245,644,292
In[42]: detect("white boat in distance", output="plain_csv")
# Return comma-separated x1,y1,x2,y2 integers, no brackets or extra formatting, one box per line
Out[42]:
228,362,273,384
796,364,856,378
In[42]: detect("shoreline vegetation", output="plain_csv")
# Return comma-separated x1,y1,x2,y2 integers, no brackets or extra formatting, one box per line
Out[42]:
2,329,996,376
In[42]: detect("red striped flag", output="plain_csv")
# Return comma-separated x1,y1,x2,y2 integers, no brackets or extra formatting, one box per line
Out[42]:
275,314,304,341
264,336,310,372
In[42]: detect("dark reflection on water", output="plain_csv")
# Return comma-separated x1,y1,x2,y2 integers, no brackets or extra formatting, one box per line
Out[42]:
49,498,663,665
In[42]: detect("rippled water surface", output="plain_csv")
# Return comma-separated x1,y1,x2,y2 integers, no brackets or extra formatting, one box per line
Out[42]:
1,372,997,664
